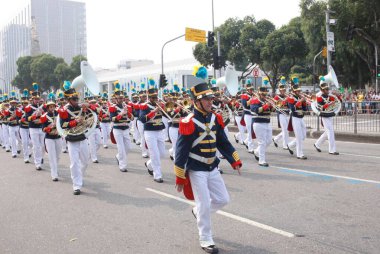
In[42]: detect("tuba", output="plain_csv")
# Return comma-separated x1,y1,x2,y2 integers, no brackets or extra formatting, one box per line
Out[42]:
216,65,240,96
56,61,100,138
311,93,341,115
56,106,98,138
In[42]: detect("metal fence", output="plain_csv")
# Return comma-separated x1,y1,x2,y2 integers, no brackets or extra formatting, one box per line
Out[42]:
270,101,380,134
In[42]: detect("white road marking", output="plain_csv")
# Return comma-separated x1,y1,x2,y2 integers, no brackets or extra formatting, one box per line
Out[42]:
146,187,295,238
271,166,380,185
340,152,380,159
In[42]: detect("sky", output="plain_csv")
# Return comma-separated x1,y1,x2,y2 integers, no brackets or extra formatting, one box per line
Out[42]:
0,0,301,69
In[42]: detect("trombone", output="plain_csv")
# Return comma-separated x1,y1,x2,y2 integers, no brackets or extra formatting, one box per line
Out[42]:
165,100,192,114
156,98,173,120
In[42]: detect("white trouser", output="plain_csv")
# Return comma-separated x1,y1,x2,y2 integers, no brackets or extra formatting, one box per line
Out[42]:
113,128,131,170
100,122,111,146
253,122,272,164
137,120,148,156
9,125,20,156
2,124,10,150
67,140,89,190
234,115,246,144
288,117,306,157
243,114,254,151
19,128,30,161
61,137,67,152
29,128,45,167
168,126,179,159
162,116,169,140
88,128,101,161
144,130,166,179
45,138,61,178
189,168,230,247
274,114,290,149
315,117,336,153
132,118,141,144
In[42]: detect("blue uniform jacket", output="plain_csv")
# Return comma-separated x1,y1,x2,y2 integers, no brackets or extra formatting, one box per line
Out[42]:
288,95,307,118
138,102,165,131
109,103,132,130
174,106,242,185
250,98,273,123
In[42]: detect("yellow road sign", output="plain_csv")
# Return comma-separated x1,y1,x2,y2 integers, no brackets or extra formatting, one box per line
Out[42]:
185,27,206,43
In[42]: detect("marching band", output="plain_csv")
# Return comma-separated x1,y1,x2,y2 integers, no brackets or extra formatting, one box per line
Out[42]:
0,64,342,253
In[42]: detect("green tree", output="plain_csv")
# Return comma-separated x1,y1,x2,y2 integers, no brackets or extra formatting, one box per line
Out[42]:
54,62,73,86
300,0,380,88
260,18,308,90
12,56,34,90
240,19,276,80
69,55,87,80
193,16,255,78
30,54,65,91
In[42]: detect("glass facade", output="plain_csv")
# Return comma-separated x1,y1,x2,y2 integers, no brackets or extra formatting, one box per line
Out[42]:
0,0,86,89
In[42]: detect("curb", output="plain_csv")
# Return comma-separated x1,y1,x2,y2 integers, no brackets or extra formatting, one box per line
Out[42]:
227,125,380,144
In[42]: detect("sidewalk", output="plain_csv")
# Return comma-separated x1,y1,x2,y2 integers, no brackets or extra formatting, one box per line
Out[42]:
227,125,380,144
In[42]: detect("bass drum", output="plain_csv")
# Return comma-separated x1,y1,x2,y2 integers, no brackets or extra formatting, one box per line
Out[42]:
56,109,98,138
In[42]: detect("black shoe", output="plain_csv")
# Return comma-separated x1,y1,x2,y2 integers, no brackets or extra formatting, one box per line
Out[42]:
329,152,339,155
145,162,153,176
313,144,321,152
115,156,119,165
73,189,81,195
36,167,42,171
62,150,68,153
259,163,269,167
93,160,99,163
29,154,32,158
52,178,58,182
17,150,21,154
103,145,108,149
154,178,163,183
12,155,17,158
25,160,30,164
287,146,294,155
253,150,259,161
120,168,128,172
201,245,219,254
6,149,10,152
297,156,307,160
133,138,136,143
218,169,224,174
169,155,174,161
272,138,278,148
191,208,197,219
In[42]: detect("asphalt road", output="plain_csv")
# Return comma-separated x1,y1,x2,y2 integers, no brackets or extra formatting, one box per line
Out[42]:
0,131,379,254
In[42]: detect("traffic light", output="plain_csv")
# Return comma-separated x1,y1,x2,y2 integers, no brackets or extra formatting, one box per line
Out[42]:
346,24,355,41
212,51,219,69
322,47,327,58
331,52,336,65
377,65,380,78
159,74,168,88
207,31,215,47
